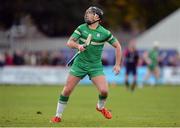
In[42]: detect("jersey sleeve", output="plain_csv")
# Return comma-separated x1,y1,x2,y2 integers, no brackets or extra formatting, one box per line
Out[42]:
106,31,118,45
70,26,81,40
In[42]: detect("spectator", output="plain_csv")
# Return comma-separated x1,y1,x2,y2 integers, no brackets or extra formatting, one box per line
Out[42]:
167,53,180,67
40,50,50,65
4,51,14,65
13,50,25,65
24,51,31,65
0,52,5,67
29,52,37,65
51,51,65,66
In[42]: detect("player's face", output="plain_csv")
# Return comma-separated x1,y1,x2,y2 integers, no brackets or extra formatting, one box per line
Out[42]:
84,10,99,25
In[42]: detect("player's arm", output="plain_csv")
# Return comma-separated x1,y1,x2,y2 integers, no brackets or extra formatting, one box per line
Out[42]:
66,26,85,52
67,37,85,52
112,41,122,66
106,32,122,75
112,41,122,70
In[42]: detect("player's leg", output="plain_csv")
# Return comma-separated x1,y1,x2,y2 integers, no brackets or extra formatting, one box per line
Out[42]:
125,66,130,89
51,61,88,123
131,67,137,91
143,67,151,85
92,75,108,108
61,74,81,96
91,75,112,119
153,66,160,85
51,74,81,123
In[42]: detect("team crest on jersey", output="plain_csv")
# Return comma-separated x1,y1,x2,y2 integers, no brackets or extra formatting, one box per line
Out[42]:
97,33,100,37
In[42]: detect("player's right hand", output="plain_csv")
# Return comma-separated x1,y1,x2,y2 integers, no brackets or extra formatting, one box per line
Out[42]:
113,65,121,75
78,45,86,52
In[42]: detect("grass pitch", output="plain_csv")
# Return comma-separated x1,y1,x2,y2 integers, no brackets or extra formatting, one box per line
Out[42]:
0,84,180,127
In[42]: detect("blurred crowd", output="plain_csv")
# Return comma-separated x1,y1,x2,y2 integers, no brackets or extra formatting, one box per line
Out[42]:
0,50,66,67
0,49,179,67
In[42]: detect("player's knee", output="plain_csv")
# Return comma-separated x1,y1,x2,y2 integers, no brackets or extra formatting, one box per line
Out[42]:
100,88,108,96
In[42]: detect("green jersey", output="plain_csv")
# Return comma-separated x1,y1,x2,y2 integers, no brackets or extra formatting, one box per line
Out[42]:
71,23,117,66
148,49,158,70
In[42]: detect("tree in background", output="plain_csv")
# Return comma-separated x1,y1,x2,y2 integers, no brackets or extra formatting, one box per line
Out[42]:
0,0,179,37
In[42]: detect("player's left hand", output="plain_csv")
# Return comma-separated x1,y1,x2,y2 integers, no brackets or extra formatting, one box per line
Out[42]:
113,65,121,75
78,44,86,52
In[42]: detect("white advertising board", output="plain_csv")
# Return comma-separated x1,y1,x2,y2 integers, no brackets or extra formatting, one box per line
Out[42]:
0,66,69,84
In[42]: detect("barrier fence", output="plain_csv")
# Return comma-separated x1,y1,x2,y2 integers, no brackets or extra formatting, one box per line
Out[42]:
0,66,179,85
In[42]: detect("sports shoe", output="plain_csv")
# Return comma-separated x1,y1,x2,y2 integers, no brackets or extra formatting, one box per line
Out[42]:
96,106,112,119
50,116,61,123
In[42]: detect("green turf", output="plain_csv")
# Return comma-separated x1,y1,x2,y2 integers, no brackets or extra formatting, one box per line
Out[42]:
0,85,180,127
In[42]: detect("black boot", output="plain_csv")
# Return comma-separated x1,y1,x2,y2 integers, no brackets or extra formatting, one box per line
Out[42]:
131,81,136,91
125,80,129,89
